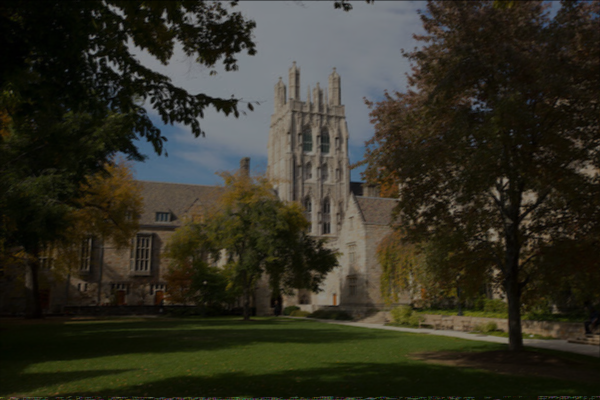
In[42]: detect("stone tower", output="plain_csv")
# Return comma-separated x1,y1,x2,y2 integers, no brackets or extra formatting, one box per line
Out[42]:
267,63,350,237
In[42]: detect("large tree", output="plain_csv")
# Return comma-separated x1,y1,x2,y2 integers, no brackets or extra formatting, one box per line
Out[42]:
1,1,257,317
360,0,599,351
167,170,338,320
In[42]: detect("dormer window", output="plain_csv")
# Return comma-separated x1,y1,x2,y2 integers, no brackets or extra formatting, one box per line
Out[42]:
155,212,171,222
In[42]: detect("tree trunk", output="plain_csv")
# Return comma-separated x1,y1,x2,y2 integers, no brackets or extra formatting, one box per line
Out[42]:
505,272,523,351
504,215,523,351
25,249,43,319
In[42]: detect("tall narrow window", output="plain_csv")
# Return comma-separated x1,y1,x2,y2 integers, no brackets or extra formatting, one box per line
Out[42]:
304,196,312,233
131,234,153,275
322,197,331,234
304,162,312,180
321,128,330,153
302,128,312,152
80,237,93,272
321,164,328,181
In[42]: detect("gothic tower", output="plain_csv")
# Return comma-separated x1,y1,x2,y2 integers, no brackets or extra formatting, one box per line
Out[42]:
267,63,350,237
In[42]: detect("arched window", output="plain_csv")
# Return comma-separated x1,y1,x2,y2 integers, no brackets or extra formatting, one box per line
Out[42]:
321,163,328,181
304,162,312,180
321,128,330,153
322,197,331,234
302,128,313,152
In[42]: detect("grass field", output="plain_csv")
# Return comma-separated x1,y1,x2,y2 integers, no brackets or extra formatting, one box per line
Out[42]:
1,316,598,397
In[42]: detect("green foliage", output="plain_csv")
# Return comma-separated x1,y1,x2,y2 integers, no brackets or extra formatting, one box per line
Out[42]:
308,309,353,321
283,306,301,316
391,305,413,325
167,171,338,320
290,310,310,317
483,299,508,314
474,322,499,334
359,0,600,351
390,305,422,327
1,2,257,153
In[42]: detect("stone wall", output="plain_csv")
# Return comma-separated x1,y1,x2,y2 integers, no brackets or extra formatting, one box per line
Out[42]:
417,313,584,339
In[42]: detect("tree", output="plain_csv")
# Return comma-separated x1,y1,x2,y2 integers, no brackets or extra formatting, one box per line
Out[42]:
167,170,338,320
360,0,599,351
1,1,257,317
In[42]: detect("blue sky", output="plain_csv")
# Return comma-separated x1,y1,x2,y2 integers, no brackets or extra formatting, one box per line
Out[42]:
130,1,428,186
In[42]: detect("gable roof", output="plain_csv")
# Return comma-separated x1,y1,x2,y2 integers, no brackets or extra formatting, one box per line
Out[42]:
138,181,225,227
355,196,398,226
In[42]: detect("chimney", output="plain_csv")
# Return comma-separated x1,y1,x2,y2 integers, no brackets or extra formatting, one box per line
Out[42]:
240,157,250,176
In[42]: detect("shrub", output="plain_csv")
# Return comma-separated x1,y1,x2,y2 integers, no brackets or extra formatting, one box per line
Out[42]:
391,305,413,325
283,306,300,316
408,314,423,327
474,321,498,333
483,299,507,314
290,310,310,317
308,309,353,320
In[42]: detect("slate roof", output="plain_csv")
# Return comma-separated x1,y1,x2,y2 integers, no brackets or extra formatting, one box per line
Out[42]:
138,181,225,227
355,196,398,226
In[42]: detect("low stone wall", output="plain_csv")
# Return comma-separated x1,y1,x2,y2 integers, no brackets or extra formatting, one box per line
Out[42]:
64,305,192,316
417,313,584,340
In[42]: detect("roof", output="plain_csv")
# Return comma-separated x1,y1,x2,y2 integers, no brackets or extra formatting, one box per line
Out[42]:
138,181,225,227
355,196,398,226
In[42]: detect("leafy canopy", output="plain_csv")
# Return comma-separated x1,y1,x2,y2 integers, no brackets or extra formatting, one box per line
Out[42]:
361,0,600,351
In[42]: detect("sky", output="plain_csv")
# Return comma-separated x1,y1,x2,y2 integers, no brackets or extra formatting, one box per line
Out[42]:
131,1,429,186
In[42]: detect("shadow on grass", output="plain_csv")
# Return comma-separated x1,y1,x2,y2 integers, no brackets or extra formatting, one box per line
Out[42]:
1,368,136,396
2,317,598,397
0,317,385,395
53,360,600,397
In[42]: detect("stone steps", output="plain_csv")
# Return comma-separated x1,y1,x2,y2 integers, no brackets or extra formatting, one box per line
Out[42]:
568,333,600,346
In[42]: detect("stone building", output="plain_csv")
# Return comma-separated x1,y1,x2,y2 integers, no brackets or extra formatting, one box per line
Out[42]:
0,64,400,316
267,63,397,315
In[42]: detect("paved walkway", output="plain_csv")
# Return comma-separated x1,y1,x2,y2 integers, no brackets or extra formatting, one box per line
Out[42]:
305,318,600,358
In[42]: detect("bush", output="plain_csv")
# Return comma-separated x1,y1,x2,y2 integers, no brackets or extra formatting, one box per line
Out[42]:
408,314,423,327
391,305,413,325
290,310,310,317
474,321,498,333
308,309,353,320
283,306,300,316
483,299,507,314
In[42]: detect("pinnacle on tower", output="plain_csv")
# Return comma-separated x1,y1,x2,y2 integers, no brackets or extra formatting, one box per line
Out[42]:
328,67,341,106
274,76,286,111
288,62,300,101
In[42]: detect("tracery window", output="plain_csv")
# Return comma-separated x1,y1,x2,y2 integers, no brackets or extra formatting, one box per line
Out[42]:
302,128,313,152
321,128,330,153
322,197,331,234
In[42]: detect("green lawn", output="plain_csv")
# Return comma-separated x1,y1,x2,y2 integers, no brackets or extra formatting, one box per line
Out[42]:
1,316,598,397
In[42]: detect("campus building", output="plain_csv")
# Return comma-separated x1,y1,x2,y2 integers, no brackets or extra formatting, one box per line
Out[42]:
0,64,402,316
